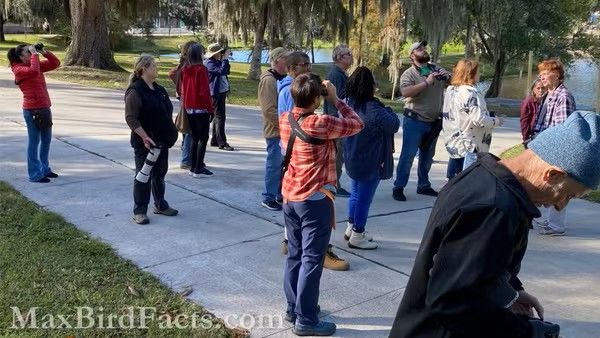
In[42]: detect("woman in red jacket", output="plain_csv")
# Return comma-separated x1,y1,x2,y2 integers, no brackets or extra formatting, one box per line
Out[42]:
8,44,61,183
179,44,214,177
520,79,545,142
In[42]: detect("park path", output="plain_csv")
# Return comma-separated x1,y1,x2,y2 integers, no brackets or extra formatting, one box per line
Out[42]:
1,68,599,337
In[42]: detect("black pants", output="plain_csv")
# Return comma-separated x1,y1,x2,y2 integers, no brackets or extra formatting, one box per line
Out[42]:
133,147,170,215
188,113,210,172
211,93,228,146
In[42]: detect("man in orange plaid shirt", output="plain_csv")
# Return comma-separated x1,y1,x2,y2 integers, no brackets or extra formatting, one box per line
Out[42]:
280,73,363,336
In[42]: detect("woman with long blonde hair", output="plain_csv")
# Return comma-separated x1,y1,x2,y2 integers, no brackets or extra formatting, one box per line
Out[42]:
442,58,504,178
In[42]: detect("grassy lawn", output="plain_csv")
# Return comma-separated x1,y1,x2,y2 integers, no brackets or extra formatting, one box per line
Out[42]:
499,144,599,203
0,181,245,337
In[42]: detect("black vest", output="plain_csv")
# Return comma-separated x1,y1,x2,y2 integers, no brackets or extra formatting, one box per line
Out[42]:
127,80,178,149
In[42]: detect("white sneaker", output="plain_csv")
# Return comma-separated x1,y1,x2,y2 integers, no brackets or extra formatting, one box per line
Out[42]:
532,219,549,229
538,224,566,236
348,230,378,250
344,223,373,241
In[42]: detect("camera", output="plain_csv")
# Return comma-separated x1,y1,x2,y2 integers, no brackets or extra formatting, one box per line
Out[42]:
321,85,328,97
34,43,45,52
135,146,162,183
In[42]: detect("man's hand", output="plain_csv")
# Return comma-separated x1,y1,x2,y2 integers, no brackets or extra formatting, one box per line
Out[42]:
512,290,544,320
425,73,435,86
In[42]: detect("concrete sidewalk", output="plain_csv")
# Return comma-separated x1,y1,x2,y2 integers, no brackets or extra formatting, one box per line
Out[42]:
1,68,599,337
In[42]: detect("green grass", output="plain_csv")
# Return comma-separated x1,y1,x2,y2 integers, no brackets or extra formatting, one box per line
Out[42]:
0,181,245,337
499,144,599,203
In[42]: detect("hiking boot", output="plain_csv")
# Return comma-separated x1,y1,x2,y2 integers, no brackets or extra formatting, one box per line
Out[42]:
348,230,378,250
336,187,351,198
281,239,288,255
293,320,336,336
262,200,282,211
323,246,349,271
416,187,438,197
344,223,372,241
392,187,406,201
285,305,321,323
153,207,179,216
538,224,566,236
132,214,149,225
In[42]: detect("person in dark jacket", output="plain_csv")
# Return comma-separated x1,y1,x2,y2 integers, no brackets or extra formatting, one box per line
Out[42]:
8,44,60,183
324,44,354,197
204,43,234,151
390,111,600,338
125,55,179,225
344,66,400,249
520,79,545,142
180,44,214,177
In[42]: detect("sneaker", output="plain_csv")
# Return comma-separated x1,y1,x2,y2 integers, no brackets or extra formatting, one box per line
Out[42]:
285,305,321,323
33,177,51,183
153,207,179,216
132,214,149,225
45,171,58,178
533,219,549,229
344,223,373,241
262,200,282,211
293,320,336,336
193,167,213,177
323,246,349,271
392,187,406,201
538,225,566,236
336,187,351,198
348,230,378,250
219,144,235,151
180,163,192,170
416,187,438,197
281,239,288,255
276,196,283,204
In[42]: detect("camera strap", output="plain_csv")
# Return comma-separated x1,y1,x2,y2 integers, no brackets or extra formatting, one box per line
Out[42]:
279,112,327,195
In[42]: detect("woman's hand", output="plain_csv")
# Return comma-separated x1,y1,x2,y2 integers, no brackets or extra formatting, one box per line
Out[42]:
142,136,156,150
28,45,38,55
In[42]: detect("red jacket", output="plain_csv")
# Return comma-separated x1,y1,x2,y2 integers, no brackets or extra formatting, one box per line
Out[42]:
11,51,61,109
179,64,213,113
519,95,540,141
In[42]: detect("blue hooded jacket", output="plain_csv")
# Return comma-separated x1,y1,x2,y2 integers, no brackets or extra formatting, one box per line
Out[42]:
344,98,400,180
277,75,294,116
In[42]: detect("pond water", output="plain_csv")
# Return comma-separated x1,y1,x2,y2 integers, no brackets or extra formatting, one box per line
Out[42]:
162,48,334,64
478,59,599,110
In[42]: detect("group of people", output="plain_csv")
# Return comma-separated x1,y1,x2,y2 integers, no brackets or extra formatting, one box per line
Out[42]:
8,39,600,338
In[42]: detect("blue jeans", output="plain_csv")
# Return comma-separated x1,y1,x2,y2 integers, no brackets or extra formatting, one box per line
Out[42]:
23,109,52,181
348,177,380,232
283,197,333,326
181,133,192,166
446,157,464,179
262,137,282,202
393,117,437,190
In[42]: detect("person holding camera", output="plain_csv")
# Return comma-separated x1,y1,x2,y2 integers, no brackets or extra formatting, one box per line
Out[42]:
125,55,179,225
280,74,363,336
343,66,400,249
442,58,503,179
204,43,234,151
180,44,214,177
8,43,60,183
392,40,451,201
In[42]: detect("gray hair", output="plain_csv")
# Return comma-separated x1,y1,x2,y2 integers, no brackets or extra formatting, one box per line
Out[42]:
528,78,545,97
332,44,350,62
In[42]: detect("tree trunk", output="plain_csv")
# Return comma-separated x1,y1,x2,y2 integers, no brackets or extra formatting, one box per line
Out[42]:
465,16,474,57
247,4,268,81
485,51,507,98
0,11,5,43
66,0,121,70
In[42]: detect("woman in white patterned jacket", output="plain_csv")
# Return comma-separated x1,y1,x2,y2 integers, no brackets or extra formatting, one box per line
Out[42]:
442,58,504,179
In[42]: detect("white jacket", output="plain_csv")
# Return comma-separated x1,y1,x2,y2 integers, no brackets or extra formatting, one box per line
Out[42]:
442,85,500,159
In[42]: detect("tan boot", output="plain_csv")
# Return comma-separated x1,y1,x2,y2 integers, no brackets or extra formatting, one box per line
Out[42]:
323,245,349,271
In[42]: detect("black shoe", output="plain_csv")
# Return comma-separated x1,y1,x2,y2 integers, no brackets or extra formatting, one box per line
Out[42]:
45,172,58,178
33,177,51,183
261,200,282,211
417,187,438,197
219,144,234,151
194,167,213,176
392,187,406,201
276,197,283,204
336,187,351,198
210,140,218,147
285,305,321,323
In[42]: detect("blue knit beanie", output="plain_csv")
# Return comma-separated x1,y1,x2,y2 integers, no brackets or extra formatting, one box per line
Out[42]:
529,111,600,190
